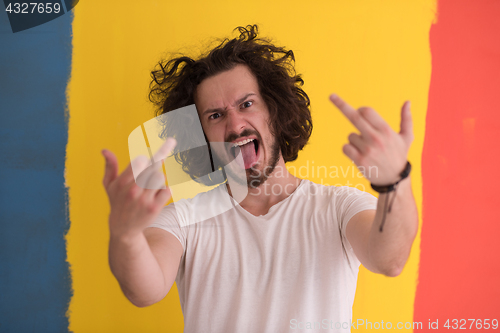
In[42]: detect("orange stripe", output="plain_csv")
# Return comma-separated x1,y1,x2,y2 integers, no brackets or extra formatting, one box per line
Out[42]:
415,0,500,328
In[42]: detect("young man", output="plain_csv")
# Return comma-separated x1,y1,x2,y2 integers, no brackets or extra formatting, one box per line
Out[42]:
102,25,418,332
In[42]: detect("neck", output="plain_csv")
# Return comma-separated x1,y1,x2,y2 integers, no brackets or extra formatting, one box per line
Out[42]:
226,158,302,216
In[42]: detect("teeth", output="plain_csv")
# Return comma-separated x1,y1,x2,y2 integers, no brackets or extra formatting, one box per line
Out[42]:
232,138,254,148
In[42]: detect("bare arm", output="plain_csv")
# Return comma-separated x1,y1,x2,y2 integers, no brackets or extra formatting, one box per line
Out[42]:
109,228,183,307
103,138,183,307
346,176,418,276
330,95,418,276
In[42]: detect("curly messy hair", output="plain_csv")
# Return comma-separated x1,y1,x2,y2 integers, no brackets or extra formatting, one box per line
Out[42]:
149,24,312,185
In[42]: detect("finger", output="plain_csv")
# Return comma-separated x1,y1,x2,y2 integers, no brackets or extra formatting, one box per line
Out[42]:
154,187,172,207
135,160,164,190
145,168,167,192
128,154,151,186
102,149,119,189
143,169,167,199
348,133,369,154
342,143,362,165
399,101,414,144
153,137,177,163
329,94,373,137
358,107,391,133
135,137,175,193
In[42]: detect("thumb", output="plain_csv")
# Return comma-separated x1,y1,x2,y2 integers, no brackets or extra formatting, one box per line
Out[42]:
399,101,414,145
102,149,119,189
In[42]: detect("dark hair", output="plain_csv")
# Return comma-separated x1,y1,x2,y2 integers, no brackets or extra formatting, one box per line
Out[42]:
149,25,312,185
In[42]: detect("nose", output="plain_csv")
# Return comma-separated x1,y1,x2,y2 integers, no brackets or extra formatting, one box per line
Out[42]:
225,109,246,134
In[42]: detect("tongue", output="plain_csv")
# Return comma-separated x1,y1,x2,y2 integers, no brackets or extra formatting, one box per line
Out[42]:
239,141,257,169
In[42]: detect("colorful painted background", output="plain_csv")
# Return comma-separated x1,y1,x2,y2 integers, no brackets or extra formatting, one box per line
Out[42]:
1,0,499,332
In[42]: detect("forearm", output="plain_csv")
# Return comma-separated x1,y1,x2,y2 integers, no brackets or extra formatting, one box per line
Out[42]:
368,176,418,276
108,231,166,307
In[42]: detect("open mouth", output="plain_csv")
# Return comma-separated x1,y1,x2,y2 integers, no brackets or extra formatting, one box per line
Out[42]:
230,138,259,169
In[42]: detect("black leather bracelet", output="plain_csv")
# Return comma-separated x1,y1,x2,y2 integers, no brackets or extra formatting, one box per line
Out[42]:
370,161,412,232
370,161,412,193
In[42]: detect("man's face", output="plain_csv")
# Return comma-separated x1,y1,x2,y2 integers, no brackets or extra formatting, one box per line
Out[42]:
195,64,280,188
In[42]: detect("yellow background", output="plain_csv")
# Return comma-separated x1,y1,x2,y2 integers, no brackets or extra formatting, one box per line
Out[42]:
66,0,435,331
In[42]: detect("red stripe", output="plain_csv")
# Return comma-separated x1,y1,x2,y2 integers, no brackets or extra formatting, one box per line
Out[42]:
415,0,500,329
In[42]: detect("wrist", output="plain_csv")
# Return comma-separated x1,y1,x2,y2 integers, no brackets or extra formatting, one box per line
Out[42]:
371,161,411,193
109,228,145,245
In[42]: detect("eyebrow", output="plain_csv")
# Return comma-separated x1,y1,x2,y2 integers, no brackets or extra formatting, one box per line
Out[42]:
202,93,256,116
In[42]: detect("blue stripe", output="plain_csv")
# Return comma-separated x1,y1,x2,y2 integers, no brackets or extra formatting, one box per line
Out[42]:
0,10,73,333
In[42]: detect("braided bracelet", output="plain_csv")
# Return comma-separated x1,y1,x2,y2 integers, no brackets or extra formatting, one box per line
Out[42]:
370,161,412,232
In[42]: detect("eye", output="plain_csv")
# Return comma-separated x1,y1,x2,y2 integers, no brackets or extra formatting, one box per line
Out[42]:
208,112,221,120
241,100,253,109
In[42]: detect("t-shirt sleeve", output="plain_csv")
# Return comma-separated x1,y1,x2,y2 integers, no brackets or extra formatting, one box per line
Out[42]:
147,202,188,253
333,186,378,262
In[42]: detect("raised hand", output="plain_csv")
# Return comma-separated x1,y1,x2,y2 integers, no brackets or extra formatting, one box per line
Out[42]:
102,138,177,239
329,94,414,186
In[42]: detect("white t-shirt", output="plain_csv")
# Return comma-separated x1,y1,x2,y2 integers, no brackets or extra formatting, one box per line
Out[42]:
148,179,377,332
